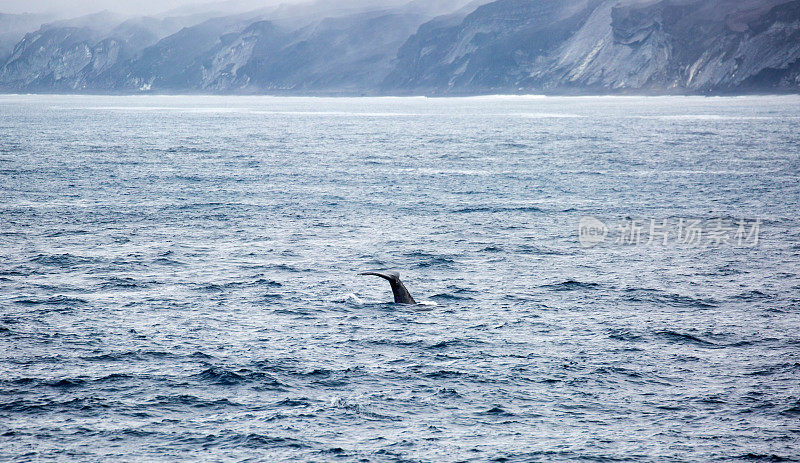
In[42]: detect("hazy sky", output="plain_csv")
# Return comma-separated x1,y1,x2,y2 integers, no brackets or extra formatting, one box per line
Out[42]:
0,0,294,16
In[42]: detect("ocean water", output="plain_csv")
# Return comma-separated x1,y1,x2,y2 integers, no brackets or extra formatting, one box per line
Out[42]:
1,94,799,462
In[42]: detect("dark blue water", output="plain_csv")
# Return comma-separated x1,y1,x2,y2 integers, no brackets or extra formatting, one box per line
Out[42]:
1,95,799,462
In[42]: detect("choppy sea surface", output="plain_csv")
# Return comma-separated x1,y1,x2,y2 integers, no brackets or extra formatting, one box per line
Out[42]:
1,95,799,462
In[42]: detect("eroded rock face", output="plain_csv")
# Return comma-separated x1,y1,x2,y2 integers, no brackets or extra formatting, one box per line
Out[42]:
535,0,675,91
1,0,798,94
384,0,604,92
398,0,800,93
0,13,54,62
197,11,426,93
395,0,800,94
0,28,94,90
0,15,207,92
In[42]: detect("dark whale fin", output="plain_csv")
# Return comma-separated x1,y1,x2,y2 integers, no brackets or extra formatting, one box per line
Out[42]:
358,271,417,304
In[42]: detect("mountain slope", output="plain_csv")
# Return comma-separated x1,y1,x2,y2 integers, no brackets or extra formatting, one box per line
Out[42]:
0,12,221,91
224,11,427,92
388,0,800,94
0,13,54,61
0,0,798,94
383,0,603,92
536,0,800,92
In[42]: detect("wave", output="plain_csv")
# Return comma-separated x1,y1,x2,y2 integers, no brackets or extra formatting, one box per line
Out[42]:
430,292,472,301
655,330,717,347
329,397,400,421
80,350,178,362
436,388,461,397
194,367,247,385
480,245,504,252
540,280,600,291
0,377,91,389
623,288,717,308
334,293,363,304
259,293,283,302
173,430,310,450
212,433,309,449
607,329,643,342
45,378,86,388
13,295,88,306
274,397,313,408
479,405,516,417
516,245,569,255
424,370,466,379
736,453,795,462
363,339,425,348
427,339,473,349
0,397,114,413
498,142,530,149
29,253,101,268
162,146,214,154
780,405,800,417
404,251,457,269
732,290,772,301
152,257,185,266
150,394,242,409
270,263,306,273
647,114,776,121
250,278,282,287
193,367,284,388
593,366,643,379
99,277,149,289
453,205,545,214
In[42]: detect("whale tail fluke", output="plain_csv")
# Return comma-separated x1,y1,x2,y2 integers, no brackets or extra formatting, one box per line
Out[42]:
358,270,417,304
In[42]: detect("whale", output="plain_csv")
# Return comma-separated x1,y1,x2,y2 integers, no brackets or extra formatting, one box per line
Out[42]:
358,271,416,304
